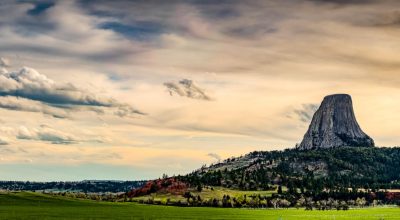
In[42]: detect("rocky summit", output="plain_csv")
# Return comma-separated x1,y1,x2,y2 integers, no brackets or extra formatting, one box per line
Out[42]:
298,94,374,150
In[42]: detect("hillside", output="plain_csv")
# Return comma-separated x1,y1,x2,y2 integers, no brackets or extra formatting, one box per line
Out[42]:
182,147,400,192
126,147,400,208
175,94,396,193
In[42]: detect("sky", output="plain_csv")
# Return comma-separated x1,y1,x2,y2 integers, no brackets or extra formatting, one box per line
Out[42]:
1,0,400,181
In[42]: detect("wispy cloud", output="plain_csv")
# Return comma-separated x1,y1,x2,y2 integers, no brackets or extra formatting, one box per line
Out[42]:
0,57,10,67
308,0,376,5
294,104,319,123
207,153,221,162
0,136,10,145
17,125,78,145
164,79,212,100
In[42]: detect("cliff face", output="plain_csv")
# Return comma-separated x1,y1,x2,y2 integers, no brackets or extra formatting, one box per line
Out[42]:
298,94,374,150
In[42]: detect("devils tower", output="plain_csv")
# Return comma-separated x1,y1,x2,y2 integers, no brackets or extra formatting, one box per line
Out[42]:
298,94,374,150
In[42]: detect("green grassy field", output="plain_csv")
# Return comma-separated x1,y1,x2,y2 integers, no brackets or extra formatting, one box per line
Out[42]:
1,192,400,220
132,186,279,203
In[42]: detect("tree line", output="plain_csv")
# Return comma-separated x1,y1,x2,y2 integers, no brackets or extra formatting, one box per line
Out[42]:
0,180,146,193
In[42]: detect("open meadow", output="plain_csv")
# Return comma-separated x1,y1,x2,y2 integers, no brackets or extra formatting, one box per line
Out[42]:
1,192,400,220
131,186,279,204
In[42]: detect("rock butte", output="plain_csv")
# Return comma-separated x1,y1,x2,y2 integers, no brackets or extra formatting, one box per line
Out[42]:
298,94,374,150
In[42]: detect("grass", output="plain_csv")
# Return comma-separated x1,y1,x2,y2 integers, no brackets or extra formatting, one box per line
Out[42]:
132,186,278,203
1,191,400,219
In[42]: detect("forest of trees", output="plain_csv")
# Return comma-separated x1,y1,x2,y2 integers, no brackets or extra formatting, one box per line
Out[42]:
174,147,400,207
183,147,400,192
136,190,391,209
0,180,146,193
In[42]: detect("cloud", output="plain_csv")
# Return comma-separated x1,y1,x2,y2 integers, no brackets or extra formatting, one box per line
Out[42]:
114,104,145,117
0,124,108,146
164,79,212,100
309,0,376,5
1,66,113,106
0,66,143,117
294,104,319,123
0,136,10,145
27,2,55,16
0,57,10,67
0,126,15,146
2,0,400,179
367,11,400,27
207,153,221,162
17,126,77,145
0,96,68,118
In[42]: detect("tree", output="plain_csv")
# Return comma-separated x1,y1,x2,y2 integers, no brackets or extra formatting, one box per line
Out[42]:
278,185,283,194
270,198,279,209
279,199,291,208
295,197,306,209
149,182,159,193
356,197,366,208
339,201,348,210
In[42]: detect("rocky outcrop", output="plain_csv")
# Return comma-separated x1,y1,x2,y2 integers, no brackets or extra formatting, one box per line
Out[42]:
298,94,374,150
